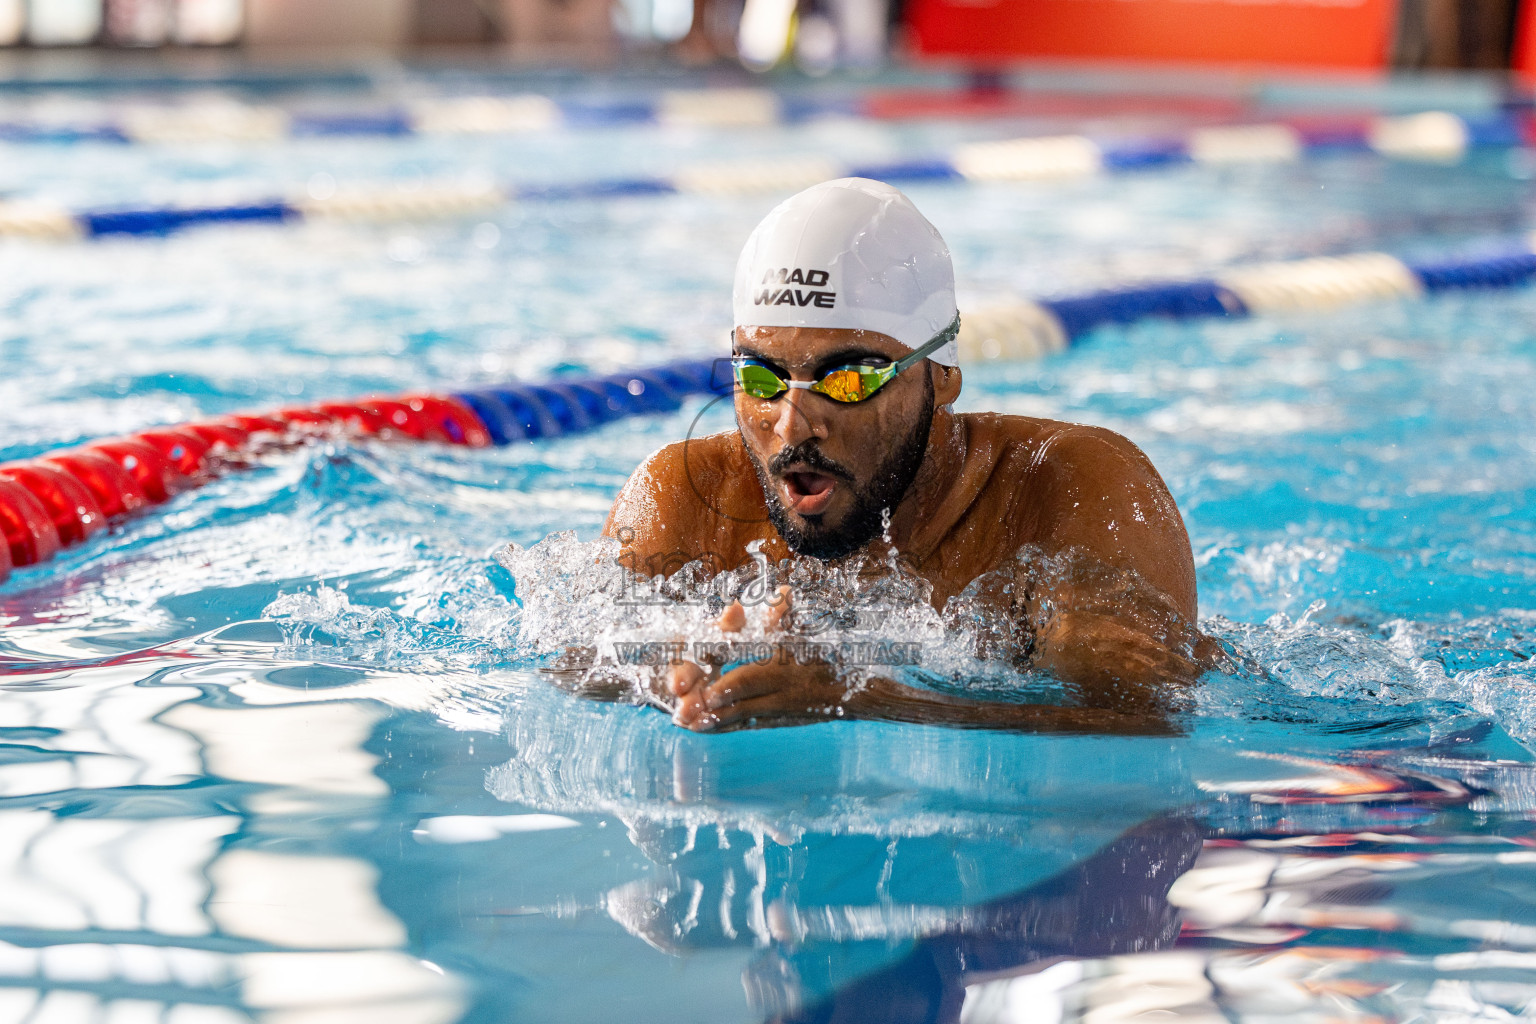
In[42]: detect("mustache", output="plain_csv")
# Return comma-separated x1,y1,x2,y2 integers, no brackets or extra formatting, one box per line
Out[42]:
768,442,855,482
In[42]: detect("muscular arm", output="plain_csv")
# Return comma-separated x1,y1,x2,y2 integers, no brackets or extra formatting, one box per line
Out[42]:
1016,425,1207,703
666,596,1180,736
682,666,1179,735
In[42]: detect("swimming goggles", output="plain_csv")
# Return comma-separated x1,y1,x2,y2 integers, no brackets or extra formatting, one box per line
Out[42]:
730,314,961,404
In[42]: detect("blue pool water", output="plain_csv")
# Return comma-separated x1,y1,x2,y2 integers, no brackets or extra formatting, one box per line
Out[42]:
3,82,1536,1021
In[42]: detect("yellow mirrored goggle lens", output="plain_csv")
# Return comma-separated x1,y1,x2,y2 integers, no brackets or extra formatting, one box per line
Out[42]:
733,362,897,403
811,367,891,403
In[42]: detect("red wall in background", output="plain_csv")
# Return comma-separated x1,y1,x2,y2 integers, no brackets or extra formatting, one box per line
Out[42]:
906,0,1398,69
1514,0,1536,77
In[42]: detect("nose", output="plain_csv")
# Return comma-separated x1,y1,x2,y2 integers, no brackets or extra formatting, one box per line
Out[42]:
772,386,825,448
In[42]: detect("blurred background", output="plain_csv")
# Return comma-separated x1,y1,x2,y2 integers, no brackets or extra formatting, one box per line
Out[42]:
0,0,1530,75
7,1,1536,1022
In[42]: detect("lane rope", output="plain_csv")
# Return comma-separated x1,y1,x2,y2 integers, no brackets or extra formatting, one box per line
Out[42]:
0,88,1213,142
0,109,1525,240
4,235,1535,581
0,87,1521,146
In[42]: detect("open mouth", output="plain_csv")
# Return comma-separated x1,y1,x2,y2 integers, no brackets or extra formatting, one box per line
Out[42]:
781,470,838,516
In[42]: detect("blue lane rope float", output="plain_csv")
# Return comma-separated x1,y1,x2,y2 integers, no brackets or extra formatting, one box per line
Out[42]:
3,236,1535,582
450,361,718,444
0,110,1528,241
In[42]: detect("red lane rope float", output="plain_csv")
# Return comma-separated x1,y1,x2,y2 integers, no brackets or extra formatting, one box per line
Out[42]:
90,439,185,503
0,463,105,546
0,394,495,584
135,427,214,476
0,478,61,570
39,450,149,521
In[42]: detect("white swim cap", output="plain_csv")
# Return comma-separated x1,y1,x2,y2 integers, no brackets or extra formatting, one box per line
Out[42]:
732,178,960,366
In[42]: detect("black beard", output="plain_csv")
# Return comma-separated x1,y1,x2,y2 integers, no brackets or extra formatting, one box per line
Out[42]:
745,374,934,561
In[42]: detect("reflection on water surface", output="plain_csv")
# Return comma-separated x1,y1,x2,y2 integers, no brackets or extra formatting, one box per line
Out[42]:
4,614,1532,1022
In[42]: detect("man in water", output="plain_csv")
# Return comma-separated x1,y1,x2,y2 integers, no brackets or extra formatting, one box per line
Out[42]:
604,178,1210,732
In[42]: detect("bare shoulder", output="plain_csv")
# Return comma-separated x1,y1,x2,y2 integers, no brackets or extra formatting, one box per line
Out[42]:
603,430,770,570
606,431,734,525
964,413,1163,489
963,412,1196,614
615,431,750,505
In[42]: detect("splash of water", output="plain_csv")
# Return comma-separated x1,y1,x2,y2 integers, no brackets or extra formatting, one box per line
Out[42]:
256,529,1536,752
490,532,1218,709
1202,603,1536,748
263,579,517,674
496,531,947,704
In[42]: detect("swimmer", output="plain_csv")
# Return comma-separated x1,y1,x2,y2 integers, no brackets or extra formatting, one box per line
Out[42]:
604,178,1214,733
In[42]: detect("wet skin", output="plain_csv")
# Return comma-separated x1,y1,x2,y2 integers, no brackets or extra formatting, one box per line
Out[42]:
602,325,1213,733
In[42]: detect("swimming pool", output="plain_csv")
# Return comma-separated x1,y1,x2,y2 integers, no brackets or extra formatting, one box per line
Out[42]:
3,75,1536,1022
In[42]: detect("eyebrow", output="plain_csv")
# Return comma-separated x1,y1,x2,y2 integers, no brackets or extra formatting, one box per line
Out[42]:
732,346,894,378
813,348,892,374
731,346,788,377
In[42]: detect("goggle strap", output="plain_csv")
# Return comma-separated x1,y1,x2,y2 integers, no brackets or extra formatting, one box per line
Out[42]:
891,313,962,375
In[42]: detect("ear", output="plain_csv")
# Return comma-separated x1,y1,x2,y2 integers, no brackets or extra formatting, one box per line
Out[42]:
930,363,962,407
